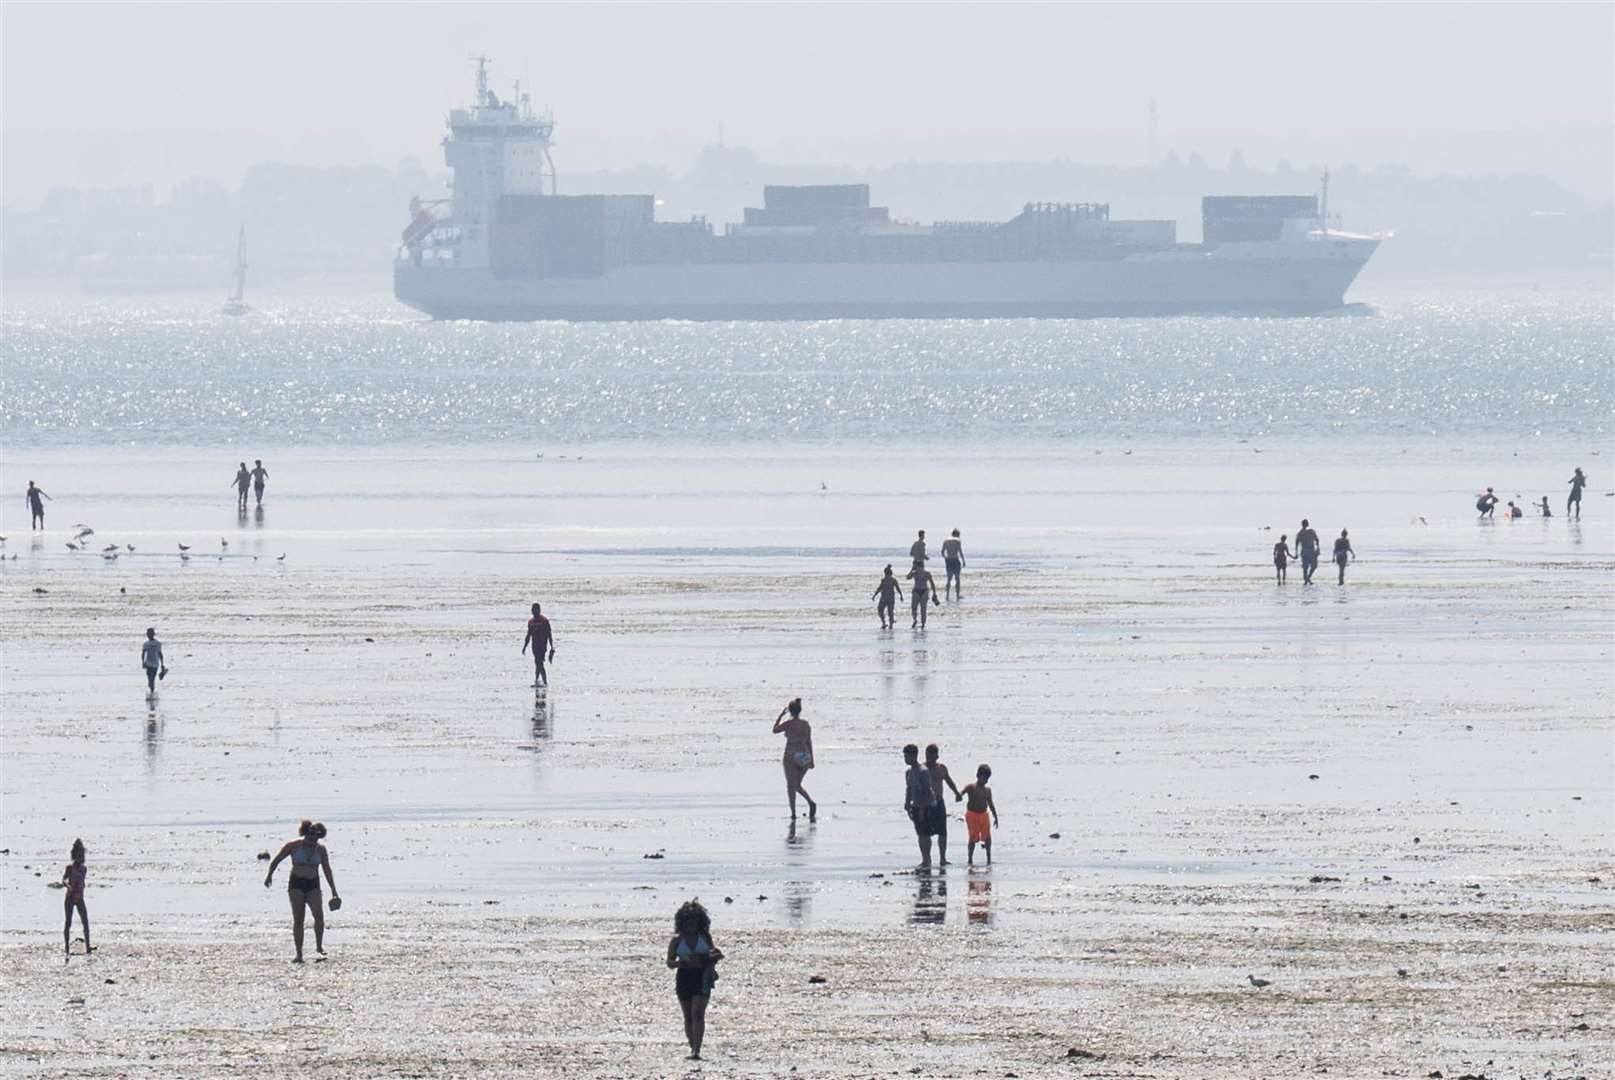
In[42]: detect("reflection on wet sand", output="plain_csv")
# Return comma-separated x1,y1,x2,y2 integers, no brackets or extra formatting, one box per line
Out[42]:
530,691,554,742
783,820,816,924
908,870,947,925
144,706,162,773
966,873,993,927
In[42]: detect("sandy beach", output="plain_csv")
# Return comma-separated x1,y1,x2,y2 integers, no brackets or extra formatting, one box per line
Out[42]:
2,439,1610,1077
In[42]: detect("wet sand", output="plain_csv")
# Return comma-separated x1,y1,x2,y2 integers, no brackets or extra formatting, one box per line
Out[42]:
2,441,1611,1077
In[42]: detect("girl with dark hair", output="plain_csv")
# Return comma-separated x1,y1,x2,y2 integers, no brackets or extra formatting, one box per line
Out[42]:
62,839,90,959
772,697,817,821
666,900,723,1060
264,819,340,963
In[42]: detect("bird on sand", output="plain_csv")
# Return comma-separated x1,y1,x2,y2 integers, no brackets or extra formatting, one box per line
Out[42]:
178,543,191,552
126,544,135,552
220,538,229,550
1247,975,1272,988
276,553,286,561
102,552,118,562
65,542,80,552
180,553,191,563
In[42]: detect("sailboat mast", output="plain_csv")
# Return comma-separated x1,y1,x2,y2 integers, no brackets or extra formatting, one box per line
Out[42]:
232,225,247,301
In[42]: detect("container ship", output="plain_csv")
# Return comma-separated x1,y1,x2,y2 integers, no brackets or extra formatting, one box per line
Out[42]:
395,61,1380,321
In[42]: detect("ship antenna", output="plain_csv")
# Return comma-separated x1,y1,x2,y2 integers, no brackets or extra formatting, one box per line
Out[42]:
472,54,490,106
1319,168,1330,233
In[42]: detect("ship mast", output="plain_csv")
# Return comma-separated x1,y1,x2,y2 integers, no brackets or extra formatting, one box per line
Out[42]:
1319,169,1330,235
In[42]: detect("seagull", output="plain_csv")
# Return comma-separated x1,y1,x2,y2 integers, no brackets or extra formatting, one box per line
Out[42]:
66,542,80,552
276,553,286,561
1247,975,1272,988
180,553,191,563
177,543,191,552
102,552,118,561
220,538,229,550
102,544,119,553
126,544,135,553
0,535,8,544
1122,449,1133,456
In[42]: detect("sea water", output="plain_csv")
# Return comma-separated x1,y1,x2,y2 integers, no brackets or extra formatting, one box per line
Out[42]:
1,287,1610,934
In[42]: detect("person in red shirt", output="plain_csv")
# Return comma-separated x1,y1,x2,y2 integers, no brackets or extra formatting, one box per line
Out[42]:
522,602,556,687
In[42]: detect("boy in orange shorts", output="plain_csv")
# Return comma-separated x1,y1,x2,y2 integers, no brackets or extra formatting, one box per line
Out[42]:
958,764,999,865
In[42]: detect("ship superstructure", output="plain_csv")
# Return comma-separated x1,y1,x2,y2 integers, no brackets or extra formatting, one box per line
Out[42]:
396,60,1379,321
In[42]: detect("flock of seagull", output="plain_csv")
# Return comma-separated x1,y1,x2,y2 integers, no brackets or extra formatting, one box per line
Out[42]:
4,525,287,563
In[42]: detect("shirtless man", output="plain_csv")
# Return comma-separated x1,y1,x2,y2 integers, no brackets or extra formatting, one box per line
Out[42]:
872,565,904,630
250,460,270,506
924,744,962,865
1293,519,1321,585
940,529,965,600
521,603,556,687
25,481,51,530
909,530,927,573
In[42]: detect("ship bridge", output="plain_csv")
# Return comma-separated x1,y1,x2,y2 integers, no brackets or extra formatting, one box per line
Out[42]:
405,56,558,271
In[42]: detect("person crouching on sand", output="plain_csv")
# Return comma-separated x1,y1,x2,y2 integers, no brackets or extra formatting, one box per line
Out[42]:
772,697,817,821
62,839,91,959
667,900,723,1061
264,820,340,963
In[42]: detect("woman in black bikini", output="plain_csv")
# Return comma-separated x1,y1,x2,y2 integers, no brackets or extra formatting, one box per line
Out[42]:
772,697,817,821
264,819,340,963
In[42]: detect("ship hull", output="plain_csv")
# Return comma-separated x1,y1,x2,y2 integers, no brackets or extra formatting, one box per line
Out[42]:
395,241,1377,322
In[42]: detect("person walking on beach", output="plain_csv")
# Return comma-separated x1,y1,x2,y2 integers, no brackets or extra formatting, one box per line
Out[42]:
231,463,251,511
1476,487,1499,519
522,603,555,687
666,900,722,1061
941,529,965,599
264,820,340,964
1567,468,1586,519
907,566,940,628
957,765,999,866
903,743,937,869
1333,529,1355,585
1294,520,1321,585
772,697,817,822
1273,534,1296,584
910,529,927,569
140,628,166,697
924,744,961,865
62,839,91,959
250,459,270,506
25,481,51,530
872,565,904,629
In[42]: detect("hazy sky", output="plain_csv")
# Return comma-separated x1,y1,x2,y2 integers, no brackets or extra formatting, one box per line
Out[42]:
4,1,1612,195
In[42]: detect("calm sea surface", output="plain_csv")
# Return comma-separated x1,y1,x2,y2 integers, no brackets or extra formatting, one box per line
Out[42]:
3,288,1610,446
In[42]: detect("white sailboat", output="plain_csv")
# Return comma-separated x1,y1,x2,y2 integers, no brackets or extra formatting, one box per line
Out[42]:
222,225,250,316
